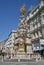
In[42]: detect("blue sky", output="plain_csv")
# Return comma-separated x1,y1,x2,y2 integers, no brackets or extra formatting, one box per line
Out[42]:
0,0,39,41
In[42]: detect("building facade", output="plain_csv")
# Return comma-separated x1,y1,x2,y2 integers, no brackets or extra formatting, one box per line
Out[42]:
4,30,17,58
26,0,44,57
0,41,3,51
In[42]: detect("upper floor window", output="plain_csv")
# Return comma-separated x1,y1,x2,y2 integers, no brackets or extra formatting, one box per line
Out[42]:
43,15,44,19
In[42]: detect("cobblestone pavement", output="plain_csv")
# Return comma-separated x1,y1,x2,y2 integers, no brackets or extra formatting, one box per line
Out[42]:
0,60,44,65
0,62,37,65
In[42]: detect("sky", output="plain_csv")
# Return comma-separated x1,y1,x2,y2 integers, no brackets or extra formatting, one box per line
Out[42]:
0,0,39,41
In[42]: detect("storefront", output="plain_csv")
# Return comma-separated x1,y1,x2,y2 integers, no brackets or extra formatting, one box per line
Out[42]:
40,39,44,57
33,43,43,56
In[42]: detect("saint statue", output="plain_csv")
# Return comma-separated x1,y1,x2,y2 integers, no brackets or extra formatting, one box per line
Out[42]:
20,4,26,15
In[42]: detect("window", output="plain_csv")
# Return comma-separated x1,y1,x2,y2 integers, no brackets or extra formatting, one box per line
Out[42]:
43,15,44,19
37,22,40,27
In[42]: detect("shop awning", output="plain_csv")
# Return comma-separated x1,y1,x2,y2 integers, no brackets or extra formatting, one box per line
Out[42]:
33,43,43,51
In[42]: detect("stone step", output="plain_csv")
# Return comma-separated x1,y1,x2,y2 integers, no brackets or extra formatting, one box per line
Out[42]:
4,59,36,62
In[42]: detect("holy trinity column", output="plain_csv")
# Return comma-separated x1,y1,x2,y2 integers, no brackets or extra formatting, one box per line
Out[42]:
15,5,33,56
